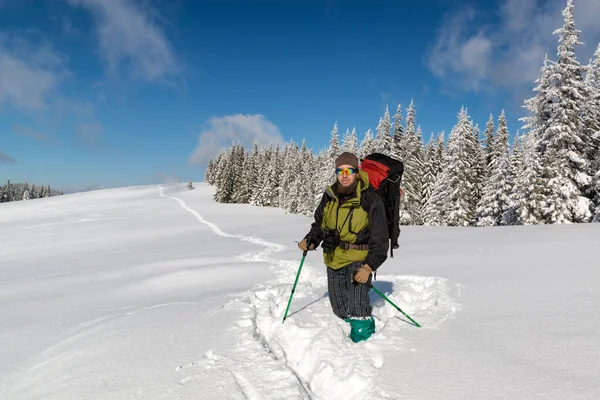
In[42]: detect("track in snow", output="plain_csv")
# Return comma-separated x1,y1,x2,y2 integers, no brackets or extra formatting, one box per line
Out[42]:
159,185,463,400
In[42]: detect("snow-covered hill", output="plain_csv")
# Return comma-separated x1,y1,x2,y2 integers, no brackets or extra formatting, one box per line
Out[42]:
1,183,598,399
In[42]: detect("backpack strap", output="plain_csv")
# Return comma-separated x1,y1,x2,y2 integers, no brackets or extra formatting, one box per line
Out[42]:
389,182,400,258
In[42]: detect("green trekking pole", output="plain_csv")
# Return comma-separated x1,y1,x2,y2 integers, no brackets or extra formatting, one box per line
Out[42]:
282,240,310,324
367,282,421,328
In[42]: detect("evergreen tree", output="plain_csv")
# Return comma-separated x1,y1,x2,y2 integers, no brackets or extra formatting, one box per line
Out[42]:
483,114,495,175
358,129,375,160
341,127,359,154
374,105,392,155
249,143,260,201
399,122,425,225
315,123,341,195
421,133,438,208
391,104,404,161
313,149,332,209
519,55,556,223
214,145,236,203
445,107,475,226
328,122,341,160
280,140,300,213
583,43,600,190
268,143,283,207
543,0,593,222
510,132,550,224
400,99,417,162
594,165,600,222
475,110,512,226
434,132,446,175
502,133,527,225
205,157,215,184
230,142,246,203
297,140,316,216
237,145,255,203
469,122,486,220
422,152,449,226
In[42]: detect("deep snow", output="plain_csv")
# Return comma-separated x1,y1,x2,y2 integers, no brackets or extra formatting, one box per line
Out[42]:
1,183,599,399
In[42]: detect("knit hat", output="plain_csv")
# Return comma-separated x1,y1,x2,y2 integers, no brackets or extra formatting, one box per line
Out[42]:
335,152,359,169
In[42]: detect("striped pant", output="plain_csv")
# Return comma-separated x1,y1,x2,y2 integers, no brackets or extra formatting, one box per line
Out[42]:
327,261,372,319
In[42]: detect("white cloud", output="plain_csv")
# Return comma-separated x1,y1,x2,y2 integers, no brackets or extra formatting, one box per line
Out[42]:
427,7,493,92
75,122,103,148
0,34,68,112
0,33,103,147
0,150,15,163
68,0,179,82
189,114,285,166
13,124,53,144
427,0,600,96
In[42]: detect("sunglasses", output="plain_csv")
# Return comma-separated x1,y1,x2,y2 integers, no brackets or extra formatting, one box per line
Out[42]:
335,167,358,175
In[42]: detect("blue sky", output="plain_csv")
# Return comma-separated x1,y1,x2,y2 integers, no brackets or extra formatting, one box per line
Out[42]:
1,0,600,192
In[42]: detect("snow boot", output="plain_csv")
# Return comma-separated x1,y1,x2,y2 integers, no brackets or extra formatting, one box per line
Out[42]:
345,316,375,343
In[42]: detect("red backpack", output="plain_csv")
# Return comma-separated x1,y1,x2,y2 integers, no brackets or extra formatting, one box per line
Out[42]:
360,153,404,257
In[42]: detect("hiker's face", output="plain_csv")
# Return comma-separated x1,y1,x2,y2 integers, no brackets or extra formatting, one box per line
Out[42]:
335,164,358,187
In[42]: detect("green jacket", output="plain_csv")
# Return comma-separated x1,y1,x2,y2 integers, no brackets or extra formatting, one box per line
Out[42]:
305,170,389,270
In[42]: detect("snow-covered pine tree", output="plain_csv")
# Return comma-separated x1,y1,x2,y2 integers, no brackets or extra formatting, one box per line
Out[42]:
475,110,512,226
315,123,342,196
399,123,425,225
400,100,416,161
297,140,316,216
204,157,215,184
249,145,267,206
280,140,300,213
469,122,486,221
214,145,235,203
248,143,260,201
391,104,404,161
502,132,525,225
230,142,247,203
422,152,449,226
483,114,495,177
328,122,341,160
341,128,351,152
187,181,195,190
29,184,36,199
445,107,476,226
313,149,331,209
434,132,446,175
267,143,283,207
594,165,600,222
421,133,438,209
236,144,257,203
374,105,392,155
510,131,549,224
358,129,375,160
349,128,359,154
341,127,358,154
583,43,600,192
542,0,593,222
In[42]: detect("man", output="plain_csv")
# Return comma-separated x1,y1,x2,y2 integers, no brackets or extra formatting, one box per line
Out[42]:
298,151,389,342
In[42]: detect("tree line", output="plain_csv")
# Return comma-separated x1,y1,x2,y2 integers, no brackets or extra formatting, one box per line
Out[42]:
0,180,64,203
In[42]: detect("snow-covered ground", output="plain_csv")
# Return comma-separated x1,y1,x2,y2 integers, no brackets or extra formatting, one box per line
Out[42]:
1,183,599,399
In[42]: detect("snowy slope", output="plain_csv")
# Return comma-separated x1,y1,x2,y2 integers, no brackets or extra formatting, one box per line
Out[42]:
1,183,599,399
